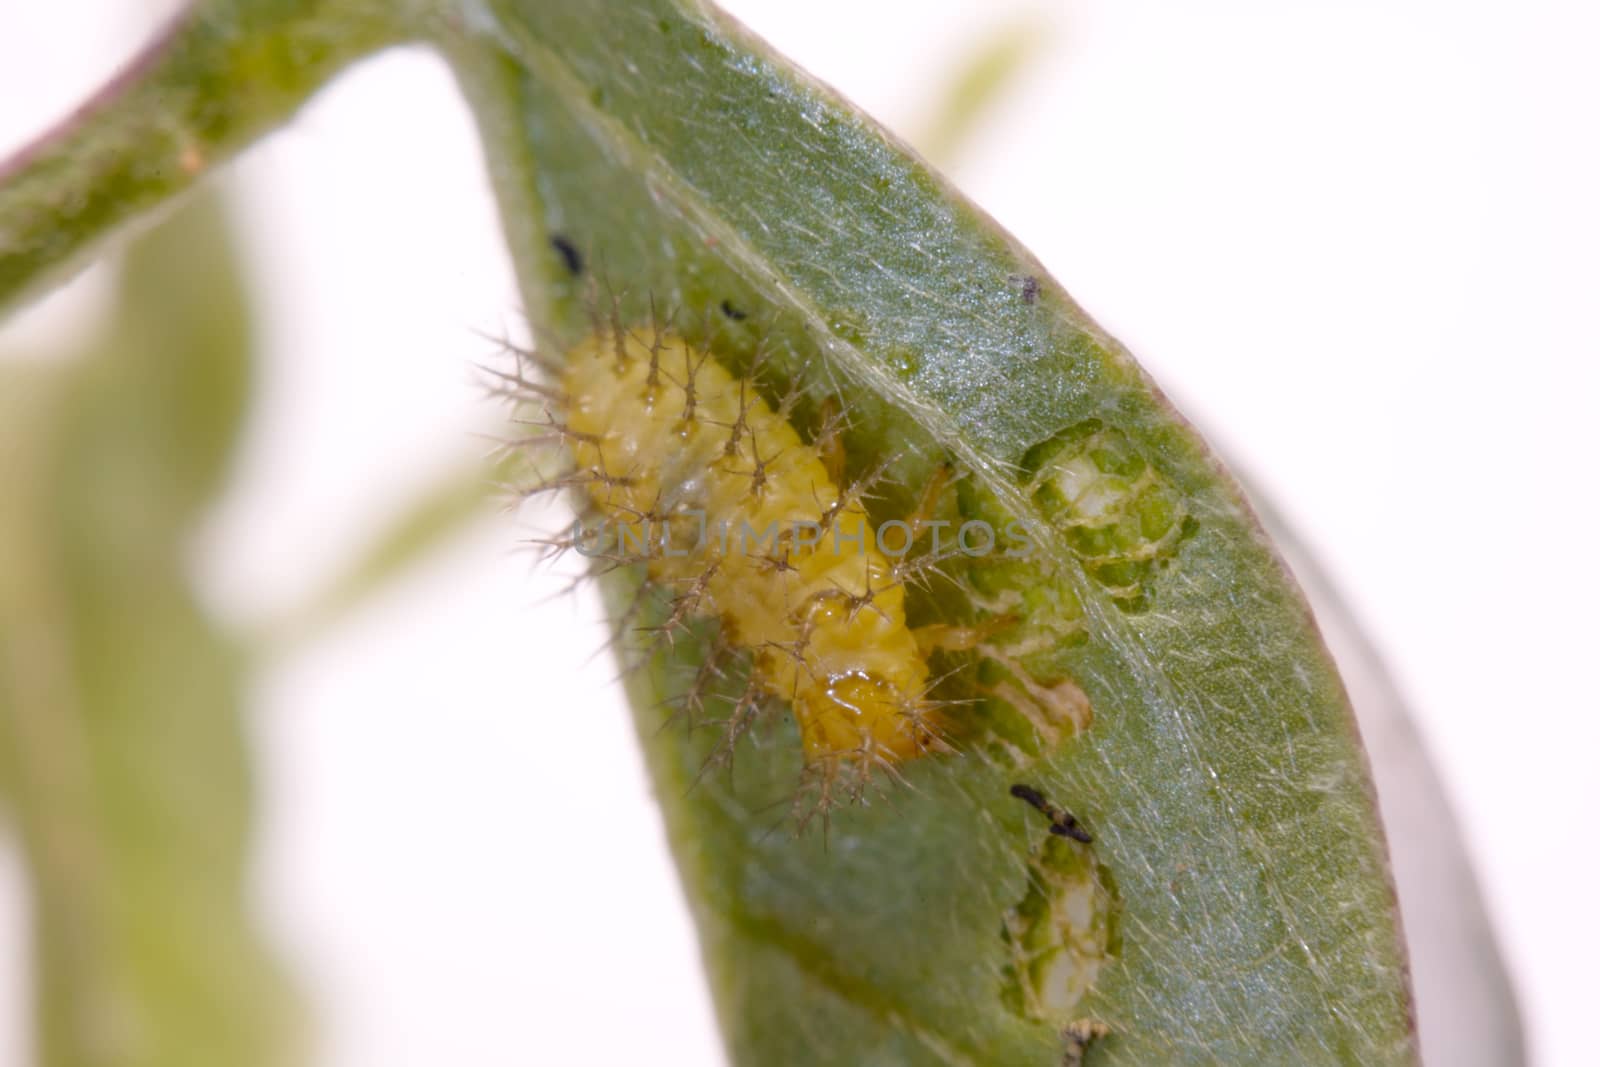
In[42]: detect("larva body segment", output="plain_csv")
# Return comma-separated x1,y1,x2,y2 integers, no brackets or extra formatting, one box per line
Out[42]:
559,330,938,767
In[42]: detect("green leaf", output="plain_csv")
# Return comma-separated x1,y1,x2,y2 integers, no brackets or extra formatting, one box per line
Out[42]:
436,2,1417,1062
0,193,295,1067
0,0,1449,1063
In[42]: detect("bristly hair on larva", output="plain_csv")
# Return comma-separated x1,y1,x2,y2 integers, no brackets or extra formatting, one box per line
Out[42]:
494,302,990,816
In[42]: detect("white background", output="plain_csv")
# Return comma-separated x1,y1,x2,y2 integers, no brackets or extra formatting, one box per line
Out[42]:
3,1,1597,1064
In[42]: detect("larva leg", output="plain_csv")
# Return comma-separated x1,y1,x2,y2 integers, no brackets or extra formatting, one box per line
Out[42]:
912,615,1016,656
880,463,968,592
814,396,850,485
907,462,958,539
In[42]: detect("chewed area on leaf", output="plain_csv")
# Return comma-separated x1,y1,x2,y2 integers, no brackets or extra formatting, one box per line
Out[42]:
1020,420,1197,612
1002,829,1118,1029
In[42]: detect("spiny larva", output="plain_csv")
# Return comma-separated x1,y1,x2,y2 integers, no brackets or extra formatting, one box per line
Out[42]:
552,326,947,769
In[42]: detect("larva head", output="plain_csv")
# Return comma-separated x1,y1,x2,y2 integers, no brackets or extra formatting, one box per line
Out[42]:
787,587,936,762
794,671,925,763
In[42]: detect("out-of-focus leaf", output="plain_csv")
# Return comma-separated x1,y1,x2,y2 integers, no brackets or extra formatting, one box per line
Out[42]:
0,194,295,1067
917,16,1050,167
439,2,1416,1062
265,456,504,649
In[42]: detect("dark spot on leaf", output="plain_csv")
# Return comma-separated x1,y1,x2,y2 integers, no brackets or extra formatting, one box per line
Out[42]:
550,234,583,276
1010,782,1092,843
1009,273,1040,304
720,299,747,321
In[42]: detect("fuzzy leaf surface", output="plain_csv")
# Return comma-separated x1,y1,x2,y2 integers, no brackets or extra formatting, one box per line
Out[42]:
440,2,1417,1063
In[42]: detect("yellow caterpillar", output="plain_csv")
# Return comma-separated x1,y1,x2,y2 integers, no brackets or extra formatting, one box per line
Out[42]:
554,328,941,768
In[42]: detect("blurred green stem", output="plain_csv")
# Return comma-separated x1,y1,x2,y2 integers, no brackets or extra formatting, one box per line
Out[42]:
0,0,407,311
